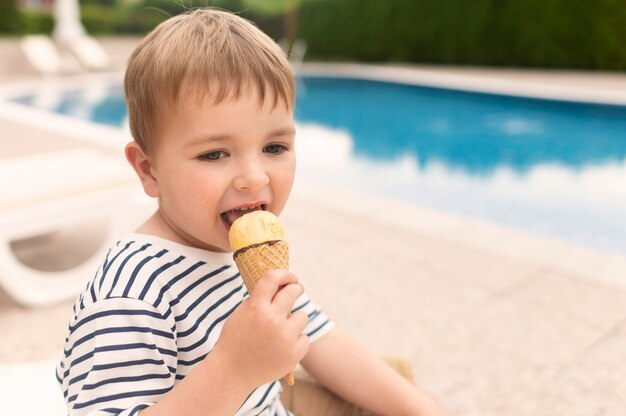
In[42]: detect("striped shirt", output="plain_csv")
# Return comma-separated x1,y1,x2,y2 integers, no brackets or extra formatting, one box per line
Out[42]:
56,233,334,415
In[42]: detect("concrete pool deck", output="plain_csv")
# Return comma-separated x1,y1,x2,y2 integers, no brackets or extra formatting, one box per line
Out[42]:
1,37,626,415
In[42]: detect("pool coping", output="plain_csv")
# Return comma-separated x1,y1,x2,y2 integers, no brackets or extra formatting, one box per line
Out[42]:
299,63,626,106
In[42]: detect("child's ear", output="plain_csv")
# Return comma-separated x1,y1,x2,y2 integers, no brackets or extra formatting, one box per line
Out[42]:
125,141,159,198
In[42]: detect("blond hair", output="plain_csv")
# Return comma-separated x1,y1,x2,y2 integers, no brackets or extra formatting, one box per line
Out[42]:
124,8,295,154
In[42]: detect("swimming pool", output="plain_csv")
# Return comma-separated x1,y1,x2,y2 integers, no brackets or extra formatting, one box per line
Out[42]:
4,72,626,255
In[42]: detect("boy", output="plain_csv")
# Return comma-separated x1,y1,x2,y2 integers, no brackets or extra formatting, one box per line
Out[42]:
57,9,449,416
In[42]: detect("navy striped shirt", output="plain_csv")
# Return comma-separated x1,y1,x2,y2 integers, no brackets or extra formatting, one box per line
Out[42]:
57,233,334,415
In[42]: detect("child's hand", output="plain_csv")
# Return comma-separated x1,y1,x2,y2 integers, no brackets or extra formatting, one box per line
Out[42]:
214,270,310,388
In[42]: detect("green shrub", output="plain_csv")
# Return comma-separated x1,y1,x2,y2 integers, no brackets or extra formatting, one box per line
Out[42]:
81,5,117,34
19,11,54,35
297,0,626,70
107,0,283,37
0,0,20,33
80,0,118,6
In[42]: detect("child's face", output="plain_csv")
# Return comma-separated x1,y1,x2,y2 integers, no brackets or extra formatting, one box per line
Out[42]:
148,88,296,252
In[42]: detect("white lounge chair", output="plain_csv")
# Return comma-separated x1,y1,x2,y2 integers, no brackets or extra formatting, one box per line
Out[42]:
0,149,153,307
20,34,112,75
19,35,81,75
51,0,111,71
65,35,112,71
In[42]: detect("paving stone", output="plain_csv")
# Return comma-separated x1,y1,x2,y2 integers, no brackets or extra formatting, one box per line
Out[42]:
522,319,626,415
409,268,626,414
420,242,539,295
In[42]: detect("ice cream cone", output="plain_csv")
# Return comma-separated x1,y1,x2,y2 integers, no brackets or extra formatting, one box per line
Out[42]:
229,211,295,385
233,240,289,291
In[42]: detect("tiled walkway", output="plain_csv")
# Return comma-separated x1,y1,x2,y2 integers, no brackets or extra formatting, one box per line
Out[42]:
1,37,625,415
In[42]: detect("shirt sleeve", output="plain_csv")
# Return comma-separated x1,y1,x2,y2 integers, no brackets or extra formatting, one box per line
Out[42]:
291,292,334,343
58,297,177,415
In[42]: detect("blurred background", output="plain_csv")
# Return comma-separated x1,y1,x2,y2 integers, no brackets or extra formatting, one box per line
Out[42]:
0,1,625,415
3,0,626,69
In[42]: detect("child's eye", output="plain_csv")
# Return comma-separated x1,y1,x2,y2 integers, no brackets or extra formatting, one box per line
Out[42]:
264,144,288,154
199,150,228,161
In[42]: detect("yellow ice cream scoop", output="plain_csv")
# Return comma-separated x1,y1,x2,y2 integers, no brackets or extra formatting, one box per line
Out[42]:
229,210,286,252
228,210,295,385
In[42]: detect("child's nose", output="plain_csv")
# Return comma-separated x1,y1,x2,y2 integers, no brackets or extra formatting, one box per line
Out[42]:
233,161,270,191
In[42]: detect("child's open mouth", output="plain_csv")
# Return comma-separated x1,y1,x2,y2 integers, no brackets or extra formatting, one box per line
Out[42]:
221,203,267,230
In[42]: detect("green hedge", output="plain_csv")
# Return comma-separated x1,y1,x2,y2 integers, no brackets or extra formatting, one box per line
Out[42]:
298,0,626,70
18,11,54,34
82,0,283,39
0,0,20,34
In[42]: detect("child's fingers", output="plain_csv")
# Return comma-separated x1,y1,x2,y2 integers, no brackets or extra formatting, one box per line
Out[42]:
272,283,304,314
287,310,309,334
252,269,297,302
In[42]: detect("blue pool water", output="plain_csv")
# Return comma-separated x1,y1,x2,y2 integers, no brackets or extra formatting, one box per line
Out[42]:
8,76,626,255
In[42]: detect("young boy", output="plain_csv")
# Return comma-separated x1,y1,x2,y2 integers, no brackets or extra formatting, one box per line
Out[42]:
57,9,449,416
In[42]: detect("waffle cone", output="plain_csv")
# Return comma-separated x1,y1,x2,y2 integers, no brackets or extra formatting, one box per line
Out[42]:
234,240,295,385
234,240,289,292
